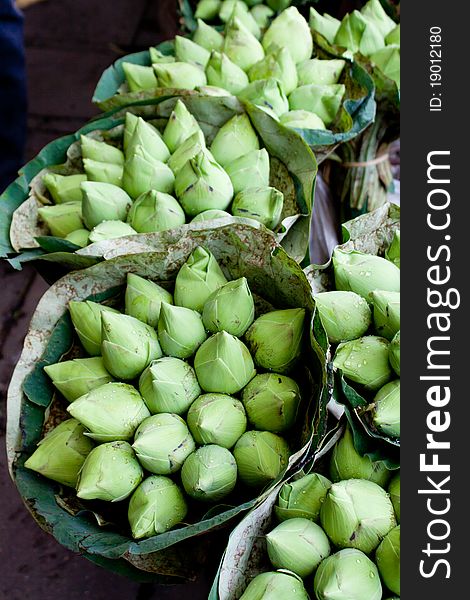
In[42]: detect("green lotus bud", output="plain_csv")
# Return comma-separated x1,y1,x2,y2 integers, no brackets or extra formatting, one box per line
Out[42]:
196,85,232,97
289,83,345,127
101,311,162,380
163,99,202,153
37,202,83,238
333,248,401,299
174,246,227,311
225,148,269,194
64,228,89,248
210,114,260,167
206,51,250,95
191,209,231,222
334,11,384,57
375,525,400,595
370,45,400,88
82,159,123,186
266,0,292,10
361,0,396,38
194,331,256,394
245,308,305,374
388,471,400,522
69,300,119,356
42,172,86,204
231,186,283,229
240,571,308,600
297,58,346,87
125,273,173,327
279,110,326,131
154,61,207,90
234,430,289,487
175,35,211,69
122,62,157,92
24,419,94,487
81,181,132,229
330,426,390,486
80,135,124,165
175,151,234,216
122,146,175,199
126,190,185,234
385,230,400,269
139,357,201,414
67,382,150,441
371,379,400,438
320,479,396,553
241,373,300,432
88,220,137,243
77,441,143,501
389,330,400,376
219,0,248,22
44,357,113,403
233,5,262,39
133,413,195,474
126,116,171,163
202,276,255,336
223,16,265,71
275,472,332,522
239,78,289,117
128,475,188,539
385,24,400,46
149,47,176,64
309,7,341,45
193,19,224,52
250,5,274,29
262,6,312,64
314,291,372,344
370,290,400,340
195,0,221,20
167,129,208,175
266,518,330,577
157,302,207,359
249,45,297,95
314,548,382,600
181,444,238,502
187,393,247,448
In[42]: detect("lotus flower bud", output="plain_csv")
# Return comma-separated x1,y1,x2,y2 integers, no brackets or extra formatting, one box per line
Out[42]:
389,330,400,376
375,525,400,595
232,186,283,229
245,308,305,374
193,19,224,52
266,518,330,577
175,35,211,69
132,413,195,474
275,472,332,522
194,331,256,394
76,441,143,501
219,0,248,22
69,300,119,356
334,11,384,57
88,220,137,243
122,62,157,92
195,0,221,20
228,3,261,39
206,51,250,95
38,202,83,237
262,7,312,64
330,426,390,486
334,335,392,392
80,181,132,229
80,135,124,165
388,471,400,522
386,230,400,269
370,290,400,340
196,85,232,97
126,190,185,234
139,357,201,414
361,0,396,38
250,5,274,29
154,61,207,90
225,148,270,194
309,7,341,45
314,291,372,344
174,151,234,216
125,273,173,327
128,475,188,539
191,209,231,222
280,110,326,130
385,24,400,46
44,357,113,403
42,172,86,204
167,129,208,175
181,444,237,502
239,78,289,117
333,248,400,299
67,382,150,441
370,45,400,87
314,549,382,600
163,99,202,153
249,46,297,95
202,277,255,336
240,571,308,600
187,393,247,448
297,58,346,87
158,302,207,359
234,430,289,487
64,228,89,248
320,479,396,553
174,246,227,311
210,114,260,167
149,47,176,64
82,159,123,187
24,419,94,487
223,16,265,71
371,379,400,438
122,146,175,199
125,116,171,163
289,83,345,127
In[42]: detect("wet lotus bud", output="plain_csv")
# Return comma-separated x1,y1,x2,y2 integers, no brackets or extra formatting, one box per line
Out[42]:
370,290,400,340
361,0,396,38
206,51,250,95
371,379,400,438
333,335,393,392
125,273,173,327
309,7,341,45
174,246,227,311
241,373,300,432
195,0,221,20
330,426,390,486
42,172,86,204
149,47,176,64
126,116,170,163
181,444,238,502
194,331,256,394
67,382,150,441
234,430,289,487
249,46,297,95
389,330,400,376
275,472,332,522
187,393,247,448
245,308,305,374
232,186,284,229
370,45,400,88
388,471,400,522
279,110,326,130
167,129,208,175
202,277,255,336
175,35,211,69
157,302,207,359
289,83,345,127
225,148,269,194
76,441,143,501
314,290,372,344
82,159,123,187
44,356,113,403
320,479,396,553
334,10,384,57
69,300,119,356
314,548,382,600
333,248,400,299
251,5,274,30
223,16,265,71
210,114,260,168
375,525,400,595
122,62,157,91
64,228,89,248
126,190,185,233
133,413,195,474
154,61,207,90
262,6,312,64
193,19,224,52
266,518,330,577
385,229,400,269
128,475,188,538
81,181,132,229
24,419,94,487
191,209,231,222
38,202,83,237
122,146,175,199
240,571,308,600
88,220,137,243
80,135,124,165
239,78,289,117
163,99,202,153
385,23,400,46
196,85,232,97
139,357,201,414
297,58,346,86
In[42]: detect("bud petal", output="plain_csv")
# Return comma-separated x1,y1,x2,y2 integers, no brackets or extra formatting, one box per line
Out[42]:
149,47,176,64
371,379,400,438
88,220,137,243
221,2,260,38
125,273,173,327
38,202,83,238
297,58,346,86
202,276,255,336
375,525,400,595
232,186,283,229
225,148,270,194
126,190,185,233
42,172,86,204
122,146,175,199
196,85,232,97
210,113,260,167
233,430,289,487
262,7,312,64
154,61,207,90
206,51,250,95
240,571,308,600
82,159,123,186
64,228,90,248
80,135,124,165
193,19,224,52
157,302,207,359
175,35,211,69
191,209,231,222
249,46,298,95
44,356,113,403
385,24,400,46
122,62,157,92
187,393,247,448
309,7,341,45
334,10,384,57
370,290,400,340
163,99,202,153
385,229,400,269
69,300,119,356
250,5,274,30
280,109,326,130
195,0,221,20
314,290,372,344
81,181,132,229
389,330,400,376
126,116,171,163
388,472,400,522
239,78,289,117
361,0,396,38
167,129,208,175
289,83,345,127
223,16,265,71
370,45,400,88
275,472,332,522
181,444,238,502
